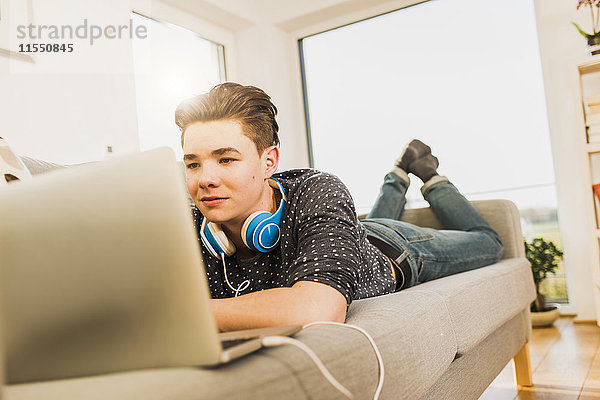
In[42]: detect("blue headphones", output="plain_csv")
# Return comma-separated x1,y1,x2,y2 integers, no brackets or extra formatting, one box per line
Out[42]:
199,178,287,257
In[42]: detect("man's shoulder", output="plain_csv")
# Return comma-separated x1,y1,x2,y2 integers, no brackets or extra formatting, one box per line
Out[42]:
273,168,319,181
274,169,353,208
274,169,344,188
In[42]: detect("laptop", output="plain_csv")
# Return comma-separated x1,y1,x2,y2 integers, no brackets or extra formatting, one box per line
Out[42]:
0,147,301,384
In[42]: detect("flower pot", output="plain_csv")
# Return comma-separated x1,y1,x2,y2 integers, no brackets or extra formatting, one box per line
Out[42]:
588,36,600,56
531,304,560,328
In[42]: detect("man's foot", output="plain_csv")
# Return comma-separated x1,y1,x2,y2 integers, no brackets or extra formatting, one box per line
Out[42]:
395,139,432,172
409,153,439,183
396,139,439,183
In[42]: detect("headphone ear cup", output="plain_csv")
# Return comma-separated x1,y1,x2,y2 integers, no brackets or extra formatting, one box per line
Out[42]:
241,211,271,252
200,219,236,257
207,223,236,256
255,218,281,251
240,178,287,253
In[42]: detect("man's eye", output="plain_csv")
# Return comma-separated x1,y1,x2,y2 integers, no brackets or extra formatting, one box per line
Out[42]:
219,158,235,164
186,163,199,169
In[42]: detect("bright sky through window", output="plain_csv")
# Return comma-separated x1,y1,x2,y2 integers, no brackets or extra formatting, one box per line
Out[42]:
301,0,555,215
131,13,225,160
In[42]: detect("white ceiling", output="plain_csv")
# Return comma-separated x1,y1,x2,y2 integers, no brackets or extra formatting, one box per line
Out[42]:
161,0,403,31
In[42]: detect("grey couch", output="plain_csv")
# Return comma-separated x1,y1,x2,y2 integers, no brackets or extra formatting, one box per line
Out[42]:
5,157,537,399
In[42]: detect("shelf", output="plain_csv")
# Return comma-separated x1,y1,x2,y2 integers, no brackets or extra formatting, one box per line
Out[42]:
576,52,600,326
586,143,600,153
578,55,600,74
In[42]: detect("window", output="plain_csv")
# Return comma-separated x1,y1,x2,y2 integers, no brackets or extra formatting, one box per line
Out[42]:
131,12,225,159
300,0,568,302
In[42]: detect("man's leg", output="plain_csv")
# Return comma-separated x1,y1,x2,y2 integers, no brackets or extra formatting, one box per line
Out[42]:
408,177,504,283
421,176,499,236
383,140,502,284
367,140,433,220
367,139,503,286
366,168,409,220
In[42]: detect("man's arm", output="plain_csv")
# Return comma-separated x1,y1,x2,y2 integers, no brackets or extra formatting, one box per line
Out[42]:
211,280,347,332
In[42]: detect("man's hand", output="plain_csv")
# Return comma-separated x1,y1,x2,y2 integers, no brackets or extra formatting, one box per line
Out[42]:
211,281,347,332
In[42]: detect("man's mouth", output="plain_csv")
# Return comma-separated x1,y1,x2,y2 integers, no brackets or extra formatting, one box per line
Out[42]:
200,196,228,207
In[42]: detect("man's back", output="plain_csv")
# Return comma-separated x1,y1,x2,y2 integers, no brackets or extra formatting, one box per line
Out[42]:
194,168,397,304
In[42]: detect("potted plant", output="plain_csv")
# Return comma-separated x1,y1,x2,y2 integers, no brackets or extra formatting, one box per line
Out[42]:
573,0,600,55
524,237,564,327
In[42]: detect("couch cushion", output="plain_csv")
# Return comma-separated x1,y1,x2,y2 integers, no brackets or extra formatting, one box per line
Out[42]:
422,309,531,400
6,291,456,400
345,290,457,399
405,258,535,355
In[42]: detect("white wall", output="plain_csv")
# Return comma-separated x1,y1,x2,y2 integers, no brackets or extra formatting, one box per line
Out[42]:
534,0,599,321
0,0,235,165
0,0,139,164
233,24,309,170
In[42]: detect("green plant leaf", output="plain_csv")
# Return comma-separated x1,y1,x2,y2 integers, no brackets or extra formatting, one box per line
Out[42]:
573,21,594,38
524,237,564,297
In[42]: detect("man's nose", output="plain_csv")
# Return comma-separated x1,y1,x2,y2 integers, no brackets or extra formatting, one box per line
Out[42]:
197,165,220,188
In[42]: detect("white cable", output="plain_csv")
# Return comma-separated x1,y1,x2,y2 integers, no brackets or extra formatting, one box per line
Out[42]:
261,335,354,400
221,253,250,297
303,322,384,400
262,322,385,400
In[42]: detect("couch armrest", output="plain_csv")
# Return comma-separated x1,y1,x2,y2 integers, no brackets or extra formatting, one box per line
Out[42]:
397,199,524,260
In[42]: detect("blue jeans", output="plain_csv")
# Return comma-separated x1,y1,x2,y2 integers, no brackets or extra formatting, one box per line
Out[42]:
362,173,503,289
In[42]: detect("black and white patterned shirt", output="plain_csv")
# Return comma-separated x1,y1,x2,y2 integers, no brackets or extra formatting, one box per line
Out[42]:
192,169,396,306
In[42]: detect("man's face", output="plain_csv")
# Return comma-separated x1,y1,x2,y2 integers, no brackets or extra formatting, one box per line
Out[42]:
183,120,276,226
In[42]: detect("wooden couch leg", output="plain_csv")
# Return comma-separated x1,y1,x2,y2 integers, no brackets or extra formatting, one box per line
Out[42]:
514,342,533,387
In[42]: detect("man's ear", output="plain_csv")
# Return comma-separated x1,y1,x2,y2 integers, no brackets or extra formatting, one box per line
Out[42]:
263,146,280,178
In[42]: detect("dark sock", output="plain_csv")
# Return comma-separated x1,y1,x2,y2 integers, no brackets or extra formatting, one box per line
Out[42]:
409,154,439,183
395,139,432,171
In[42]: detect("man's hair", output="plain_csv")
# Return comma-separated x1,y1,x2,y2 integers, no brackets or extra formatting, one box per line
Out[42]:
175,82,280,154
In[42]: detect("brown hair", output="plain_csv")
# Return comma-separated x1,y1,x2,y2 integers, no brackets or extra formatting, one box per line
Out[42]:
175,82,280,154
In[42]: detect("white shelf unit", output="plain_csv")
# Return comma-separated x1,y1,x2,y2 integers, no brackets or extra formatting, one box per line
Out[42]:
576,55,600,324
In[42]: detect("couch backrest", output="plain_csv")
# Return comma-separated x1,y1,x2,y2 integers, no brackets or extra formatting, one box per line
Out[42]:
21,156,196,208
398,199,525,260
20,156,67,175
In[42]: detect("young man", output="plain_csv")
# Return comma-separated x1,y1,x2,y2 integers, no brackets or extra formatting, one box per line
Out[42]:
175,83,503,332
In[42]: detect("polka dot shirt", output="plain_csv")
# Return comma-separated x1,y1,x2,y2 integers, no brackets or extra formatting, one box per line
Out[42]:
192,169,396,306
